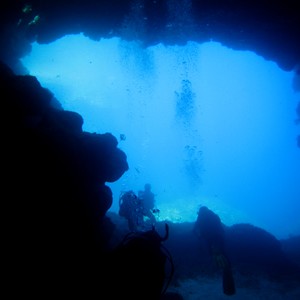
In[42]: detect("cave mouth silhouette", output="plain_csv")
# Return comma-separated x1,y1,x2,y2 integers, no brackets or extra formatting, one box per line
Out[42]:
20,33,300,239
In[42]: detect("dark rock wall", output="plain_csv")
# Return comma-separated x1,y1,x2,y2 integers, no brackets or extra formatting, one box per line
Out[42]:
1,61,128,297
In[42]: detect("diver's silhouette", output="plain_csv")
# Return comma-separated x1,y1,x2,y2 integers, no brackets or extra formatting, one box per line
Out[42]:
138,183,157,224
108,224,175,300
138,183,155,211
119,187,157,232
194,206,236,296
119,184,156,232
119,190,143,231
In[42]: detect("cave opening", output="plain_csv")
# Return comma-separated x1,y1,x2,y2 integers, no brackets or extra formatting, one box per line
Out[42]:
20,33,300,239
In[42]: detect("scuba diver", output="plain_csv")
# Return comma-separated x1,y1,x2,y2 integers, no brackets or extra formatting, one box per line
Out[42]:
119,190,143,231
138,183,155,211
194,206,236,296
119,189,156,232
138,183,158,222
108,223,175,300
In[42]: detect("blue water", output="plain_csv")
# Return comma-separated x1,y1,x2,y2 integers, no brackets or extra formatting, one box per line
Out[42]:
20,33,300,239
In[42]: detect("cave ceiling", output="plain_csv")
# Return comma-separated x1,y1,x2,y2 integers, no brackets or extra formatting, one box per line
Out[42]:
1,0,300,73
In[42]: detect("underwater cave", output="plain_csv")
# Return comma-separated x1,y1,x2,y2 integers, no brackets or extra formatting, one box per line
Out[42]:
12,1,299,239
1,1,300,299
19,33,300,239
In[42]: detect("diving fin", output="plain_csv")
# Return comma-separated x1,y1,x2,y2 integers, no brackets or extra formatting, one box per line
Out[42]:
222,265,236,296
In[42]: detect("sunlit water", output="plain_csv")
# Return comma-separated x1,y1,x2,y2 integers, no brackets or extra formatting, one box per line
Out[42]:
21,33,300,239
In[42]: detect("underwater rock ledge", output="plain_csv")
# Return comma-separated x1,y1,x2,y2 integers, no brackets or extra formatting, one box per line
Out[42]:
1,0,300,73
1,61,128,297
